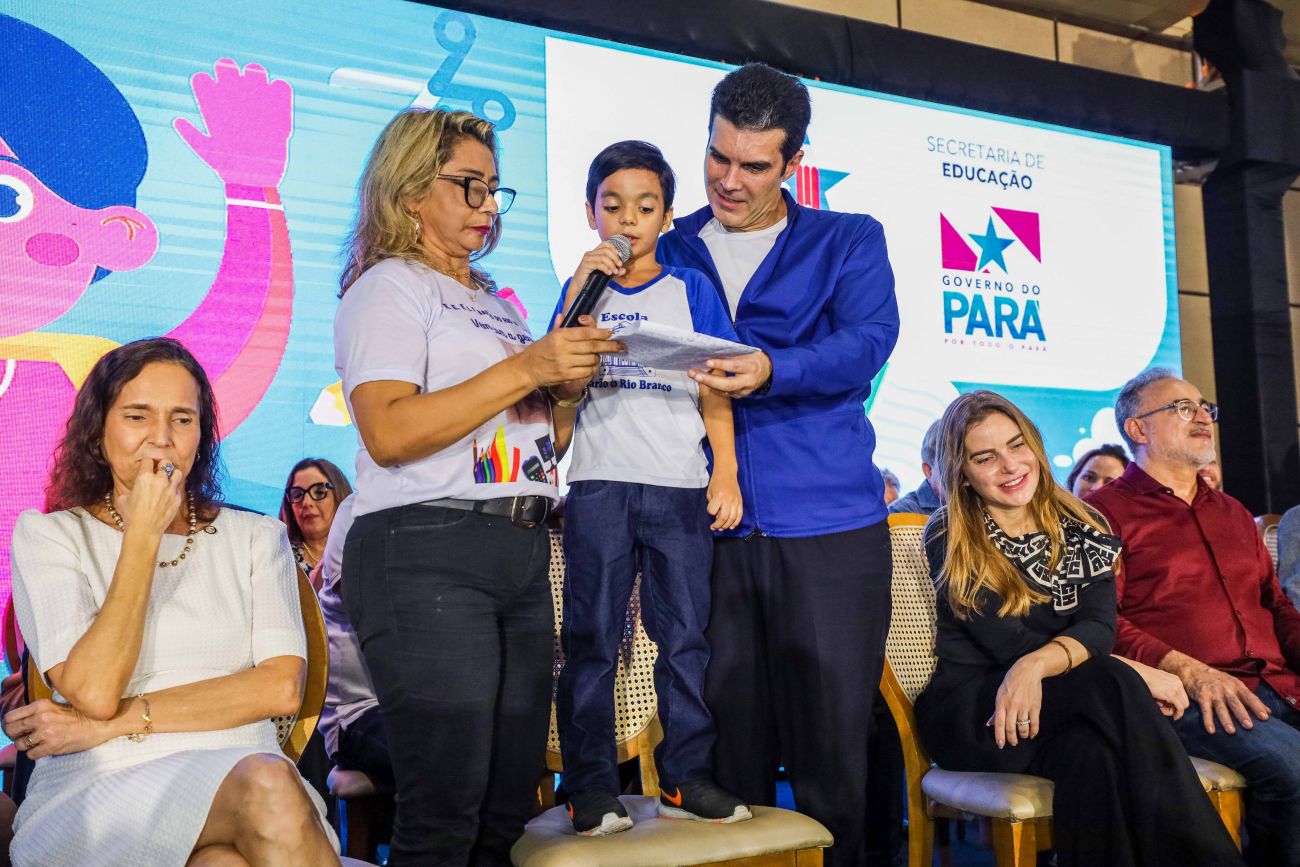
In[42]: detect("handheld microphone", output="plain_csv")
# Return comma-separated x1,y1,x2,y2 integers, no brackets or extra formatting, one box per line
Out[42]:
560,235,633,328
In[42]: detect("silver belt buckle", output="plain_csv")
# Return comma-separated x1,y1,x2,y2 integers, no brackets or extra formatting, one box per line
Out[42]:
510,496,539,529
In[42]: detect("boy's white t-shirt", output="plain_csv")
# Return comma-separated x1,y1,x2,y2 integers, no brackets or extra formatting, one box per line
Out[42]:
698,216,787,317
334,258,559,518
552,267,737,489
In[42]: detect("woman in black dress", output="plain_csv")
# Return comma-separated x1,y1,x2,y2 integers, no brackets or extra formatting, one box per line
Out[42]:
914,390,1243,867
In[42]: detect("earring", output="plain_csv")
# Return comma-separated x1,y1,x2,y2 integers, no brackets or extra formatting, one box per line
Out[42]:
407,212,421,244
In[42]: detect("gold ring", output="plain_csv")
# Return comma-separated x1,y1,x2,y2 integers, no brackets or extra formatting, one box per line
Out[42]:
22,735,34,750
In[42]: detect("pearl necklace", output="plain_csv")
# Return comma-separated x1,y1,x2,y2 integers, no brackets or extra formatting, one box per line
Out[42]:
104,490,198,568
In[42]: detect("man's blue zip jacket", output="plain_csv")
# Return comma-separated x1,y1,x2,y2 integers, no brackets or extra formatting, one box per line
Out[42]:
658,189,900,538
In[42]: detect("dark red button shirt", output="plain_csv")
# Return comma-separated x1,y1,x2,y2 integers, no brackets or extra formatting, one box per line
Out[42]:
1086,463,1300,705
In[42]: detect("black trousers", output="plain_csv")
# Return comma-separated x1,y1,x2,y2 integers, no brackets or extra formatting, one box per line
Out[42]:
336,705,396,792
916,655,1245,867
865,695,905,867
342,504,553,867
706,522,892,867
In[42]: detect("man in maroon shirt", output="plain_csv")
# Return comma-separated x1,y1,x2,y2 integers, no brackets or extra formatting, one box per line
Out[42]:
1087,368,1300,867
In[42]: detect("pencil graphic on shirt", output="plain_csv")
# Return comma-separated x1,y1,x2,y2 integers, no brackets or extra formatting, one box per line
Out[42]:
473,426,521,483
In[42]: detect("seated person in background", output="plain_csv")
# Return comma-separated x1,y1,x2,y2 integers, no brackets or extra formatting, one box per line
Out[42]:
279,457,354,805
1065,443,1128,498
1280,504,1300,607
552,141,749,835
1199,457,1223,491
315,495,391,789
279,457,352,583
879,467,901,506
915,389,1243,867
2,337,338,865
1087,367,1300,867
889,419,944,515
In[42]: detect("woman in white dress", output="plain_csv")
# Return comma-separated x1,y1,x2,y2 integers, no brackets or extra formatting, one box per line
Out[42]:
3,336,339,866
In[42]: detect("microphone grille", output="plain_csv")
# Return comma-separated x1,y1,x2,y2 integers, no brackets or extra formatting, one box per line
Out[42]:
611,235,633,263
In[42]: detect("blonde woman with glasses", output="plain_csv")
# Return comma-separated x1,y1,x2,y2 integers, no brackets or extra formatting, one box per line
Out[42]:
913,390,1243,867
333,107,621,865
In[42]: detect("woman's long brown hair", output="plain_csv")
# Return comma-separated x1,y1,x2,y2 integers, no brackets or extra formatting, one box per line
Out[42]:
45,337,223,517
934,390,1106,619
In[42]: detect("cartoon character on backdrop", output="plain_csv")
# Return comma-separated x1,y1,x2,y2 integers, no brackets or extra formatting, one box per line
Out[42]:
0,14,296,604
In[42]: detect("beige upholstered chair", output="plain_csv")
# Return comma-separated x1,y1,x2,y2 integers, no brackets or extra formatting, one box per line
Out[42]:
882,513,1245,867
26,569,329,764
1256,514,1282,570
1191,757,1248,849
511,529,834,867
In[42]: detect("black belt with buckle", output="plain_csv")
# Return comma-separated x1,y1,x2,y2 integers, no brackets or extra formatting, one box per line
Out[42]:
421,496,550,528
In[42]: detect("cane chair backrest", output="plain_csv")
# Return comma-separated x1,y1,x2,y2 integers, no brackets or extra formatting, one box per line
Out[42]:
545,529,659,766
885,514,939,703
273,569,329,762
1256,514,1281,571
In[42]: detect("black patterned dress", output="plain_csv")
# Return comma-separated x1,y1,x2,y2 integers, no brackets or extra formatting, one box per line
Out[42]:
914,508,1243,867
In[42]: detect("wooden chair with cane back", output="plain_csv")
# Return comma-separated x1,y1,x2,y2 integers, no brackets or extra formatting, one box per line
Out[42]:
881,513,1246,867
511,528,833,867
26,568,329,764
1256,514,1282,571
539,526,664,805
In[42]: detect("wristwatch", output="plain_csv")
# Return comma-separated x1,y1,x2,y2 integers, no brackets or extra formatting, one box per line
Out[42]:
548,385,589,408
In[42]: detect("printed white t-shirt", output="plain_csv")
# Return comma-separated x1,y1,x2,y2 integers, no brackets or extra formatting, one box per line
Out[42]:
550,266,737,488
698,216,787,317
334,258,558,517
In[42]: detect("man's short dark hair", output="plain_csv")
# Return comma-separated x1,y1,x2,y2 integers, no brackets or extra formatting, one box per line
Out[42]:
1115,367,1178,451
586,140,676,209
709,63,811,165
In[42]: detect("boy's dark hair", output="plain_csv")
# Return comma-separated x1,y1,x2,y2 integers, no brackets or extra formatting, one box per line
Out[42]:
709,63,811,165
585,140,676,208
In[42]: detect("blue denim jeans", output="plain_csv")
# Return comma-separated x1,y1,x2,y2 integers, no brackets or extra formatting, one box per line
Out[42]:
556,480,715,795
1172,682,1300,867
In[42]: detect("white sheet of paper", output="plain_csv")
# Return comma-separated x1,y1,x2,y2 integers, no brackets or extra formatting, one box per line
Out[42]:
610,319,759,371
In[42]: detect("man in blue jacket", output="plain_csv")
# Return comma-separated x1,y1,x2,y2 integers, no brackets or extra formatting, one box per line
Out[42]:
658,63,900,867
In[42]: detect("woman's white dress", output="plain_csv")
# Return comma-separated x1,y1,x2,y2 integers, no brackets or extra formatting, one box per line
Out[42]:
8,506,339,866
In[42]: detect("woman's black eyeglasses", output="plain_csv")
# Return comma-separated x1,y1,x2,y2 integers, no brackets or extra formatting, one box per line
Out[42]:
286,482,334,504
437,175,516,214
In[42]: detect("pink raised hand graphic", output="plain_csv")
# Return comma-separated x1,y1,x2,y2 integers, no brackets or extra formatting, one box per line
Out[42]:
168,58,296,429
173,59,292,187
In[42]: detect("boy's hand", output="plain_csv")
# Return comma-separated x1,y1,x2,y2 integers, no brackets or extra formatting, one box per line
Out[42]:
564,240,628,314
707,470,743,531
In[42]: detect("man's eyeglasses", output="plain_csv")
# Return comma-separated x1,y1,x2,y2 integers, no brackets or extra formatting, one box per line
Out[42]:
1134,398,1219,423
286,482,334,504
437,175,516,215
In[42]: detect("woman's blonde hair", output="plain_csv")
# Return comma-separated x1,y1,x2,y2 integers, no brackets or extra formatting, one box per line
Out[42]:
340,108,503,295
935,390,1106,619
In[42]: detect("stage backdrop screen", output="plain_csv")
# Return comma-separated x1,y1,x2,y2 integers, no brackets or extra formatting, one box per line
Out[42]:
2,1,1178,601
